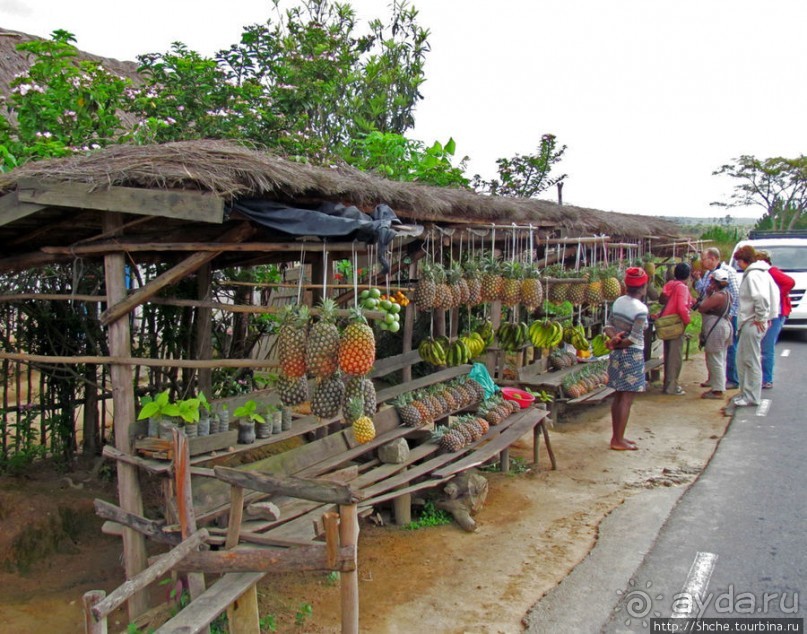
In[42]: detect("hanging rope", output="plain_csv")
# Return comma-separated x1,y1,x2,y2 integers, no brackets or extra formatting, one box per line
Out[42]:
351,241,359,310
321,239,328,299
296,242,306,305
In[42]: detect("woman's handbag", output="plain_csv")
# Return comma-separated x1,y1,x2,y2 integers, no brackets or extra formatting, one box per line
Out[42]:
654,313,685,340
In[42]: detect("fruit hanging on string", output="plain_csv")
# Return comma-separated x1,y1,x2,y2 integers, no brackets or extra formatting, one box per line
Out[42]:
339,307,376,377
347,396,376,444
306,298,340,379
278,305,309,378
413,261,437,310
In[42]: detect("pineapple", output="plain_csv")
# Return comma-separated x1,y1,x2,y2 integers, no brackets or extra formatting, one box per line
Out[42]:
306,298,340,379
642,252,656,278
433,425,466,452
446,264,464,309
277,305,309,378
311,373,345,419
500,261,522,306
433,265,454,311
277,372,308,406
413,261,437,310
349,398,376,445
394,394,423,428
461,416,483,442
520,265,544,310
345,375,376,417
474,416,490,435
409,393,433,426
601,267,622,301
480,257,504,302
585,268,603,305
548,281,569,304
566,278,587,306
342,394,364,425
338,308,376,377
463,259,483,306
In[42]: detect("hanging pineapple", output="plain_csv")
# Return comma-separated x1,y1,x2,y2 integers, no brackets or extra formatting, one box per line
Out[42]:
311,372,345,419
345,375,376,418
566,273,588,306
500,261,523,306
277,305,309,378
446,263,464,309
480,256,504,302
432,264,453,311
520,264,544,310
585,268,604,305
601,266,622,302
306,298,340,379
277,372,308,407
413,261,437,310
346,397,376,444
642,252,656,278
338,307,376,377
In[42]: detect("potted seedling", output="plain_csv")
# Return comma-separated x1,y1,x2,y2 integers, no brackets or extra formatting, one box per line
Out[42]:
137,389,180,438
233,399,264,444
217,403,230,432
197,391,212,436
176,396,201,438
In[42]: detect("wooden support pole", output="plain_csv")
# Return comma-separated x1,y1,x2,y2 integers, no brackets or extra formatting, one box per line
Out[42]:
322,512,341,570
196,263,213,397
223,483,259,634
542,421,557,470
103,212,149,620
402,261,417,383
93,498,179,546
213,466,361,505
500,447,511,474
173,429,209,633
393,489,412,526
83,590,108,634
339,504,360,634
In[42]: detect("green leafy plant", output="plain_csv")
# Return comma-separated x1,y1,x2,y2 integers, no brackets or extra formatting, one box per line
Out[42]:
175,398,201,424
233,399,266,424
403,500,452,530
259,613,277,632
294,602,313,626
197,391,212,413
480,456,531,476
136,389,180,420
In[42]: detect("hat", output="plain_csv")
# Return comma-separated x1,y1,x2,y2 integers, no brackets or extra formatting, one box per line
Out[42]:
712,269,729,284
624,266,649,287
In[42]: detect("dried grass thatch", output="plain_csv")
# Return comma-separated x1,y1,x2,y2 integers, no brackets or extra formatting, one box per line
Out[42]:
0,139,680,239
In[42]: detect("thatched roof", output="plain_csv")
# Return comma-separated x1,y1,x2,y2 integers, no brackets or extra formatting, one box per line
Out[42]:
0,139,680,239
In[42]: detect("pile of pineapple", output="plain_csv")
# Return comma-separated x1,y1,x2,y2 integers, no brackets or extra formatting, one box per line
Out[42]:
393,376,486,429
561,360,609,399
544,264,623,307
431,395,521,453
276,299,379,444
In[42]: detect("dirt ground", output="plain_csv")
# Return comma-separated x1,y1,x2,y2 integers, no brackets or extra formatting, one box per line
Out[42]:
0,352,730,633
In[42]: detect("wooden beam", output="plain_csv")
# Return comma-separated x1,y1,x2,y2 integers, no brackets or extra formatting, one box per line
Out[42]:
93,498,180,546
41,240,372,256
213,466,361,505
0,351,278,369
16,177,224,223
100,222,255,326
170,545,356,574
0,190,47,227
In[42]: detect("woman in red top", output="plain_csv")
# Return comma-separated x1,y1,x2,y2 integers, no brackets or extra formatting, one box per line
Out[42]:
756,251,796,388
658,262,693,395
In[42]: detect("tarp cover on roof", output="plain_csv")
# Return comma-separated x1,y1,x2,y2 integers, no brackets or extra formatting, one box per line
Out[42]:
231,200,400,272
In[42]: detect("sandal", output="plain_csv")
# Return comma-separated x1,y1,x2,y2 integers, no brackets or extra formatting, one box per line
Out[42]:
701,391,723,400
700,381,711,388
665,386,686,396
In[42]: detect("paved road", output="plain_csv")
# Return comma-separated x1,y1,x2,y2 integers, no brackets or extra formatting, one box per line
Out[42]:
524,332,806,633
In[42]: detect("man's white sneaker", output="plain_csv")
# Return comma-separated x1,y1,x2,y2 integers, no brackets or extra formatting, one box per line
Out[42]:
732,398,757,407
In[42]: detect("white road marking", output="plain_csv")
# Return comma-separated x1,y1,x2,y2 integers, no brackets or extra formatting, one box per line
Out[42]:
781,349,791,357
756,400,771,417
672,551,718,618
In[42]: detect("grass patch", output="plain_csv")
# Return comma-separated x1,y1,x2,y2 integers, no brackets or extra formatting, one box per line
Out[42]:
402,500,452,530
479,456,531,476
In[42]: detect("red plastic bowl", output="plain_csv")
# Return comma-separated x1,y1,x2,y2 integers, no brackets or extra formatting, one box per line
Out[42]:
501,387,536,409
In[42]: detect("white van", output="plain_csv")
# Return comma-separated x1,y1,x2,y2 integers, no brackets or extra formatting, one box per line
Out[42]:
730,231,807,331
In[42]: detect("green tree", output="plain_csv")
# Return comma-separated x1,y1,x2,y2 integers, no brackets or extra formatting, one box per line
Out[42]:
344,131,468,187
712,155,807,231
0,29,131,170
472,133,568,198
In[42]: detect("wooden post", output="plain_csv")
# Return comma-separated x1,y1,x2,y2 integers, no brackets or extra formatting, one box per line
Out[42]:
500,447,511,474
83,590,107,634
322,512,340,569
196,263,213,397
393,492,412,526
339,503,360,634
173,429,209,634
402,261,417,383
225,484,260,634
102,213,149,620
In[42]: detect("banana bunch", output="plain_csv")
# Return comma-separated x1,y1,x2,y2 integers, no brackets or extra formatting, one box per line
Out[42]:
446,338,473,366
418,337,447,366
459,332,488,359
474,320,495,347
496,322,530,352
591,333,611,357
528,320,564,348
563,322,590,352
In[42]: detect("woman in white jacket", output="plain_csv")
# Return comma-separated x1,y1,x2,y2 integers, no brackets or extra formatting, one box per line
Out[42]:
732,245,780,407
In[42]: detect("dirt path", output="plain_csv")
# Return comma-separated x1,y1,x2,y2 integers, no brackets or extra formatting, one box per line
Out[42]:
0,353,729,633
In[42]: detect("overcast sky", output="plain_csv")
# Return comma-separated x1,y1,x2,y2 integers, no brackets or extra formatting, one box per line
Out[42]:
1,0,805,219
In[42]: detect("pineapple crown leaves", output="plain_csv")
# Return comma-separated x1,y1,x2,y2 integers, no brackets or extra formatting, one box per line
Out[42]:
345,395,366,420
446,262,464,284
419,260,436,281
346,305,369,325
501,260,523,279
315,297,338,323
461,257,480,277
